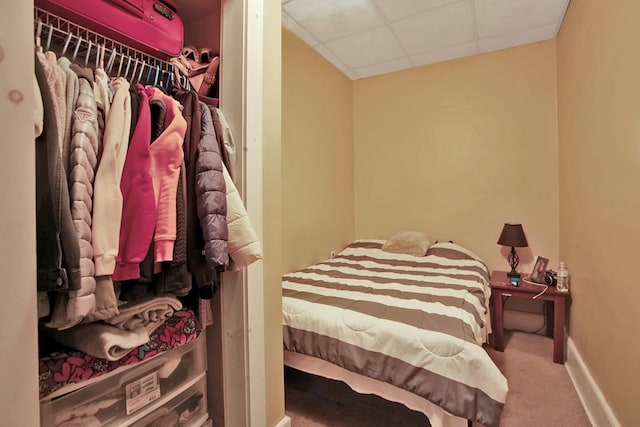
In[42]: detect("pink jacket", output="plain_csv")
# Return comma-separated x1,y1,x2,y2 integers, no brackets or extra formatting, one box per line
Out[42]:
112,84,157,281
146,87,186,263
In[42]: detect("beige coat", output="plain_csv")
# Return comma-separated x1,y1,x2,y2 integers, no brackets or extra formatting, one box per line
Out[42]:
223,163,262,270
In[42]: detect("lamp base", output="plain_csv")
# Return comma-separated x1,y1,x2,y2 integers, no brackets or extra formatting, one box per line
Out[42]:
506,246,521,279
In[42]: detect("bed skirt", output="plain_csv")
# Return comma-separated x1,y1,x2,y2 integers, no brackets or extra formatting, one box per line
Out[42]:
284,350,471,427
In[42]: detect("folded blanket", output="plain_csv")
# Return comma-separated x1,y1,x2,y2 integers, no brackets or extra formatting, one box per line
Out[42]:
51,323,149,361
106,296,182,334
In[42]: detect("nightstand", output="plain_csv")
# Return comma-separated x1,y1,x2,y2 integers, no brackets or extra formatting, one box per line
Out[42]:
490,270,570,364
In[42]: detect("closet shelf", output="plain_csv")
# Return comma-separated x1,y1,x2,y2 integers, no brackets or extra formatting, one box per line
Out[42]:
35,6,176,84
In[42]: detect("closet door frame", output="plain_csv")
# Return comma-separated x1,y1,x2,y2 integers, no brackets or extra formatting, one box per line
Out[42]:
0,1,40,425
245,0,268,424
219,0,268,425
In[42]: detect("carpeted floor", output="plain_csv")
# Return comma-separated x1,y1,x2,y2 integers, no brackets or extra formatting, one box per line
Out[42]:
285,331,591,426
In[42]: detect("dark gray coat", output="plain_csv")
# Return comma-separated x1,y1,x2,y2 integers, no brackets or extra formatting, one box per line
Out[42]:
35,51,81,292
196,102,228,270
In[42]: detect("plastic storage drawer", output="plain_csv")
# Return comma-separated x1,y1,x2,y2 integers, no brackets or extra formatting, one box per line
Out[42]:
40,333,206,427
131,373,208,427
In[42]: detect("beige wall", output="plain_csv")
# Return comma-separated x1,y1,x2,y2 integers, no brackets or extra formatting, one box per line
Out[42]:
281,29,355,273
264,0,285,425
353,41,559,273
557,1,640,425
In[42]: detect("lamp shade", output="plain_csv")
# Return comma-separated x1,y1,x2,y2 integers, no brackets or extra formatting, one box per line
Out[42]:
497,223,528,247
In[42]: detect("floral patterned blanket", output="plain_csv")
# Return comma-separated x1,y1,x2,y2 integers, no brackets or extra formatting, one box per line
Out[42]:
39,309,200,399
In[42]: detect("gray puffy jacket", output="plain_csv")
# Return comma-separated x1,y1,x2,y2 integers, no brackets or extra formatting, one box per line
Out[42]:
196,102,229,269
46,66,99,329
67,66,99,319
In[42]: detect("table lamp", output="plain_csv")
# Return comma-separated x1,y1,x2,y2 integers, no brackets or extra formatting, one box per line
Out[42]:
497,223,528,277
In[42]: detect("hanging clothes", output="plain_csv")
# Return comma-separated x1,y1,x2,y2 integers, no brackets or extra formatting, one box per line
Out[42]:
88,78,131,322
35,49,81,296
196,101,228,272
48,64,101,329
128,85,141,142
92,78,131,276
124,97,168,296
41,50,67,151
146,87,186,264
112,84,156,282
35,74,44,138
169,86,218,298
57,57,79,176
210,106,237,180
155,160,191,297
223,161,262,271
93,67,111,157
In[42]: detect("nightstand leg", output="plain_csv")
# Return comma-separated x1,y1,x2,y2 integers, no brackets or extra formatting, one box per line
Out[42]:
545,301,554,338
553,296,566,363
493,293,505,351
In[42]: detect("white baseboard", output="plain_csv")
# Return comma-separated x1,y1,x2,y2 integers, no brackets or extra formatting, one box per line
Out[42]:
565,337,620,427
275,415,291,427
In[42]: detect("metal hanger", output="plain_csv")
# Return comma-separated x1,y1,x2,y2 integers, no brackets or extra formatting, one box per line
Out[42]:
45,22,54,52
35,19,43,50
154,64,161,87
96,44,105,70
116,52,126,77
106,47,118,75
60,32,73,56
71,35,83,62
145,61,154,84
137,60,146,83
84,40,92,68
123,55,132,80
164,69,173,90
130,58,139,82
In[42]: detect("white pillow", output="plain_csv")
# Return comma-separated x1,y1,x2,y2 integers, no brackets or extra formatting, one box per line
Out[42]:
381,231,436,257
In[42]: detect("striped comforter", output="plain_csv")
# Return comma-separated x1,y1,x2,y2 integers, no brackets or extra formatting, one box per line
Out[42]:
282,240,508,427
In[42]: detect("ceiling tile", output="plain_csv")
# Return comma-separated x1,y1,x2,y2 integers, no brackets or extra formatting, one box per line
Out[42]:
314,45,349,71
373,0,462,22
353,57,413,79
283,0,385,43
282,0,569,79
325,26,404,69
475,0,569,38
282,12,320,47
411,41,478,67
477,23,557,53
391,1,475,55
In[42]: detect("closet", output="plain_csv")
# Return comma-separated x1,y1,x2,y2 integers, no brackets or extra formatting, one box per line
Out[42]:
0,1,281,426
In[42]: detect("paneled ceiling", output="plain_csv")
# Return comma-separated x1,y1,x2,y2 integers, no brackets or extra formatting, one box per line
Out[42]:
282,0,570,80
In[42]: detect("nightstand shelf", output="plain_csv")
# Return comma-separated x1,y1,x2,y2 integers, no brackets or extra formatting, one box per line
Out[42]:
490,270,571,364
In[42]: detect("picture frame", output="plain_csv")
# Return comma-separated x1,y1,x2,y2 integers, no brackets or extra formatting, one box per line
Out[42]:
530,256,549,283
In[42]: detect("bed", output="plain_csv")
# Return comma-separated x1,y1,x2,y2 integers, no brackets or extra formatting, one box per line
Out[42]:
282,239,508,427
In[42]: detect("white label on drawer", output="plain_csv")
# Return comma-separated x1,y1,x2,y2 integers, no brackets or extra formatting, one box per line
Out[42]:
125,371,161,415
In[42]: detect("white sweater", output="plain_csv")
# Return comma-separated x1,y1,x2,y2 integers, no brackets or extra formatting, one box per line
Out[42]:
92,78,131,276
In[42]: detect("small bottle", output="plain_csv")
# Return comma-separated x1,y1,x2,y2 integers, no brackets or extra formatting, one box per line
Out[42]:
557,261,569,292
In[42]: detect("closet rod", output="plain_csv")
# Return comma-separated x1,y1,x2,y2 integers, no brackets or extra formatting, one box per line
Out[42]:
34,7,182,86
